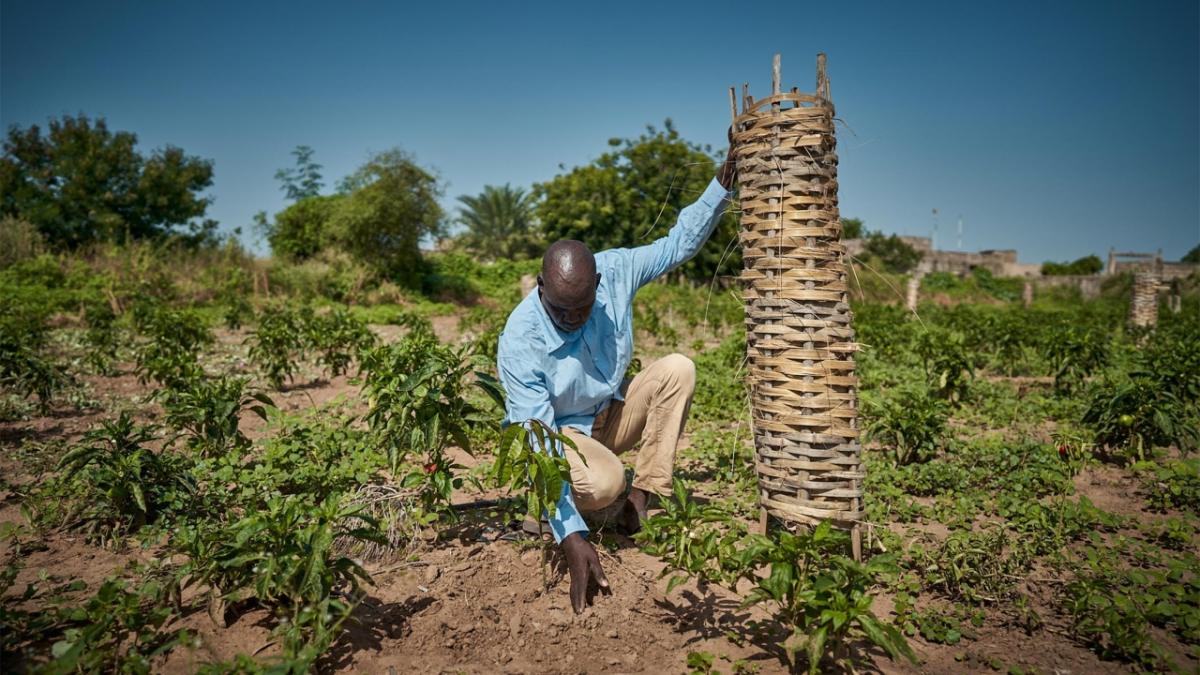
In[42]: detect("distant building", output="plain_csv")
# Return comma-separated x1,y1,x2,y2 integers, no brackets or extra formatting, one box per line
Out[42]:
843,236,1040,277
845,238,1197,280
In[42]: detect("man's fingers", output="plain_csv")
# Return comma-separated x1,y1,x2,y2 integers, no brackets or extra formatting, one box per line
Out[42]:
569,564,587,613
573,571,588,610
590,555,609,589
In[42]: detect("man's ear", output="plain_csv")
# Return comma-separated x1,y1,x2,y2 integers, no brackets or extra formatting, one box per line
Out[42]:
537,275,544,288
594,273,602,289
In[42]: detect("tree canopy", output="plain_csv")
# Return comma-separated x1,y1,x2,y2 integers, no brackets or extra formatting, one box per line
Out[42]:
840,217,865,239
1041,254,1103,276
274,145,323,202
862,232,922,273
0,115,215,249
532,120,740,282
327,149,444,287
456,184,540,261
1182,245,1200,264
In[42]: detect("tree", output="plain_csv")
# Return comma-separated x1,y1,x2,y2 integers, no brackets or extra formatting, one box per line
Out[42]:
1182,245,1200,264
840,217,865,239
533,120,740,282
327,149,443,287
1041,254,1103,276
863,232,921,273
260,194,345,261
0,115,214,249
274,145,323,202
456,184,540,260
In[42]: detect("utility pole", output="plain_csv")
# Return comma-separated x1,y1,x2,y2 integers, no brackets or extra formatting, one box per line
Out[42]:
957,215,963,251
932,208,939,250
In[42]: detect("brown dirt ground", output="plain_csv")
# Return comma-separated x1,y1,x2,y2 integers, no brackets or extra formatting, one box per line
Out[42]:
0,325,1187,674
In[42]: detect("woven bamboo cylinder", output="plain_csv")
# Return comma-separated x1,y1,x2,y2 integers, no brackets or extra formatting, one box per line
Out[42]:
731,54,863,559
1129,272,1160,328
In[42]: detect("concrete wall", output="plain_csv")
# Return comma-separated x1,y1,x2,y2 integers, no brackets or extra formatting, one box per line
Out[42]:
845,237,1198,282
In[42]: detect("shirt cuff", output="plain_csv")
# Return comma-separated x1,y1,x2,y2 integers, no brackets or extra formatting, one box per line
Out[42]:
547,482,589,543
699,177,731,210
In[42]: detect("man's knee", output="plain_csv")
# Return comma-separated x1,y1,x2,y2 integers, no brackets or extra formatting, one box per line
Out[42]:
662,353,696,392
575,460,626,512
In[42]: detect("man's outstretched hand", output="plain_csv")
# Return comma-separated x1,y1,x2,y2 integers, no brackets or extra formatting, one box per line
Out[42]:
561,532,609,613
718,125,738,190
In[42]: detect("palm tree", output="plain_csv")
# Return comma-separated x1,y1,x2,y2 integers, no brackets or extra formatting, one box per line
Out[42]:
456,184,539,260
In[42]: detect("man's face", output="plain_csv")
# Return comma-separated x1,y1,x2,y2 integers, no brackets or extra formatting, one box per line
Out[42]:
538,273,601,333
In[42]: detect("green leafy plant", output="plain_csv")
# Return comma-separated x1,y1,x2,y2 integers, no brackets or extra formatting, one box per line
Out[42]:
81,296,121,374
1135,458,1200,514
159,375,274,457
636,477,746,590
0,310,66,413
39,575,191,675
737,522,916,674
131,304,212,387
916,328,973,404
1063,544,1199,671
863,386,948,465
176,494,384,664
30,412,194,545
1083,375,1200,462
1044,325,1108,394
361,333,494,518
490,419,581,524
247,303,312,389
305,306,375,377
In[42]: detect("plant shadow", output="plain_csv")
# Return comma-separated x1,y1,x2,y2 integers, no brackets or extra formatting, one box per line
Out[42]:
321,594,436,670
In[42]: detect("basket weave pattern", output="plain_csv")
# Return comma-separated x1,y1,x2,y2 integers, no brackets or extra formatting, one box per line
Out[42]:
731,57,864,537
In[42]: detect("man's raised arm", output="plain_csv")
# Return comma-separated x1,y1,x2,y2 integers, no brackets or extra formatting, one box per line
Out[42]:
628,140,736,288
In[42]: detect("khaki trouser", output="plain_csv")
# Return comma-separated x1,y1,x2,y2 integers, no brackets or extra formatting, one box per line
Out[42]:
562,353,695,512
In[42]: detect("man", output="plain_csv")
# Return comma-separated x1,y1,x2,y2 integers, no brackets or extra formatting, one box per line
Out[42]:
497,134,736,614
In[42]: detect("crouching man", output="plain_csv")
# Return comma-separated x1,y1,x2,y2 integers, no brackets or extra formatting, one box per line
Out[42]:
497,136,736,613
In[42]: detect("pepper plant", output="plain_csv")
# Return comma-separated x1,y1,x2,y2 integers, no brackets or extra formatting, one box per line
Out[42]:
361,332,494,519
736,522,915,674
159,375,274,457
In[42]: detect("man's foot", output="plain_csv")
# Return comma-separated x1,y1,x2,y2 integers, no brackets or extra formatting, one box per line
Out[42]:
620,487,651,535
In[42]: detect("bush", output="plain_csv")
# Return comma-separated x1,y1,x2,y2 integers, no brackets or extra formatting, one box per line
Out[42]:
264,194,344,261
159,375,274,458
0,215,45,269
0,309,66,414
305,306,375,377
360,332,494,518
1083,376,1199,461
862,233,921,274
737,522,915,673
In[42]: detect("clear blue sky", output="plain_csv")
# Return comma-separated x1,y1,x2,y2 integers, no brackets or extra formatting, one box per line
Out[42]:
3,0,1197,263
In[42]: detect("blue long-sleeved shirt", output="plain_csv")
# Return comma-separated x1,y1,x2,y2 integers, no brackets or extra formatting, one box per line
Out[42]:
496,178,731,542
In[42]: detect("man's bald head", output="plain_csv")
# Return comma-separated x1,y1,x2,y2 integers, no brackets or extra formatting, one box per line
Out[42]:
537,239,600,333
